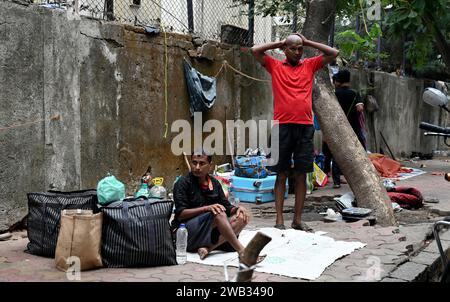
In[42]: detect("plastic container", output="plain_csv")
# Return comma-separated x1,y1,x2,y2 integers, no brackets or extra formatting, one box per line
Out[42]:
176,223,188,265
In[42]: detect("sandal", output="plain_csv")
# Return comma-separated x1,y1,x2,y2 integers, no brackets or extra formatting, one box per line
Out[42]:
274,224,286,230
197,247,209,260
291,222,313,232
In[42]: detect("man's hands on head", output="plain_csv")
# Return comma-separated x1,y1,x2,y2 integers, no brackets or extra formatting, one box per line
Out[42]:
294,33,309,46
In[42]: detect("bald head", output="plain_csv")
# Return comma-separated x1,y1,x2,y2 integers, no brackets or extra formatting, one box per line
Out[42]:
283,34,304,65
286,34,303,46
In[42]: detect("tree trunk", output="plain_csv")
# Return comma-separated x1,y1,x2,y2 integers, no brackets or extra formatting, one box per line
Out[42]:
424,12,450,70
236,232,271,282
302,0,396,226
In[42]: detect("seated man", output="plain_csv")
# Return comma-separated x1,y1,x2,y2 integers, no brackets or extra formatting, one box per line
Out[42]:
172,151,259,261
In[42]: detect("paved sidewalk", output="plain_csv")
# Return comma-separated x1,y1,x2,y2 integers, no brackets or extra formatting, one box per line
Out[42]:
1,216,448,282
1,159,449,282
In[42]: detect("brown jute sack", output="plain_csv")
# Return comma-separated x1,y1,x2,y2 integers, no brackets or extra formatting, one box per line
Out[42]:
55,209,103,271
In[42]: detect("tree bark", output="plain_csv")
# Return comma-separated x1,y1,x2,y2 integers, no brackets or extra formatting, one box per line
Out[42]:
302,0,396,226
424,12,450,70
236,232,271,282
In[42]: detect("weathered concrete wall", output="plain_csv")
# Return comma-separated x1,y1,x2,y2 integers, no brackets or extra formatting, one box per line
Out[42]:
0,1,248,231
351,69,446,158
1,1,448,231
0,2,82,230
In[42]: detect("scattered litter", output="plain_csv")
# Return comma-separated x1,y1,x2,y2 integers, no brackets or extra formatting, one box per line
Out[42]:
432,172,445,176
392,202,403,212
334,192,355,210
144,25,160,35
323,208,342,222
424,198,440,204
383,179,396,190
0,232,12,241
342,207,373,217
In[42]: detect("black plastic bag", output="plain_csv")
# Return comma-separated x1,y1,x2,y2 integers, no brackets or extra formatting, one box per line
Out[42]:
183,59,216,117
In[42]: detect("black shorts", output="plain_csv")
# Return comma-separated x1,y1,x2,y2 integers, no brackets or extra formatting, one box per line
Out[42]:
269,123,315,174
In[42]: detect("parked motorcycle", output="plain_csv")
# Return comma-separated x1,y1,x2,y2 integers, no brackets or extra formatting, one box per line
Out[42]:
419,87,450,148
419,87,450,282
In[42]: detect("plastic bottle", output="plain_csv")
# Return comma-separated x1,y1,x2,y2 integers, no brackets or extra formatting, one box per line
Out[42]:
228,190,235,205
134,179,149,198
176,223,188,265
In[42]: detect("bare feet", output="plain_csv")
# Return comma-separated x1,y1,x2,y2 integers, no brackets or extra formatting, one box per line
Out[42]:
197,247,209,260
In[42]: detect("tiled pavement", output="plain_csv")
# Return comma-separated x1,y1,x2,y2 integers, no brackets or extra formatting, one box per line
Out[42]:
1,159,449,282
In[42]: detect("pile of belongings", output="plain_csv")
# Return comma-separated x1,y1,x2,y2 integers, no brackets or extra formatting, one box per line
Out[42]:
368,153,413,178
26,170,177,272
387,186,424,209
234,148,269,179
334,192,374,223
340,207,373,222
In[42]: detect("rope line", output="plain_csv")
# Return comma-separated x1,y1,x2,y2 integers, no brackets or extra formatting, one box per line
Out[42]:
0,115,60,132
213,60,271,83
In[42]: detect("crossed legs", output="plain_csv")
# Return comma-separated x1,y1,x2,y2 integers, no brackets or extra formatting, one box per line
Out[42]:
197,212,247,260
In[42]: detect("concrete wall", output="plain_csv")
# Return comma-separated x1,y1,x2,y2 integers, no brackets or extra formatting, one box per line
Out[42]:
0,1,260,231
1,1,448,231
350,69,447,158
1,2,82,230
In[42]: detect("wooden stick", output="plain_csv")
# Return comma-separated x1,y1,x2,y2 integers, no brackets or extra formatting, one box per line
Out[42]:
183,152,191,172
236,232,272,282
226,128,235,169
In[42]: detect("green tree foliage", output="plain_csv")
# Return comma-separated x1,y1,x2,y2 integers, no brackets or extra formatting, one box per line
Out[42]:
336,22,388,63
235,0,450,75
385,0,450,70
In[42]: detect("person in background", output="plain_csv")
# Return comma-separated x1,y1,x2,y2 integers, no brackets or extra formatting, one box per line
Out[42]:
323,69,366,188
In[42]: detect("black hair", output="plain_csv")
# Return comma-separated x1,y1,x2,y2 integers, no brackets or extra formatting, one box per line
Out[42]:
333,69,351,83
191,149,212,163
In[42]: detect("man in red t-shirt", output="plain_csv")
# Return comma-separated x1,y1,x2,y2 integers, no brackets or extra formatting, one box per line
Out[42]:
251,34,339,231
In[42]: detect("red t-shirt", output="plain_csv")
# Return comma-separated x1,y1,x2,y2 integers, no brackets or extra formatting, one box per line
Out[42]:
264,55,324,125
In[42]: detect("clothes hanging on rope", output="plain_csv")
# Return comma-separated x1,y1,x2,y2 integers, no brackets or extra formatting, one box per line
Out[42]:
183,58,217,117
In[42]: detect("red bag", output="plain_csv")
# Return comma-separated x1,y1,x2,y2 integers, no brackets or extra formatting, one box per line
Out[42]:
387,187,423,209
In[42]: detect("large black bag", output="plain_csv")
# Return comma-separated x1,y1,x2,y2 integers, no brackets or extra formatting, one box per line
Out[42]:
26,189,98,257
100,198,176,268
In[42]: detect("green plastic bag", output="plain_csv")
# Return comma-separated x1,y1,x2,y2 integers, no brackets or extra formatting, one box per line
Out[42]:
97,175,126,205
306,172,315,195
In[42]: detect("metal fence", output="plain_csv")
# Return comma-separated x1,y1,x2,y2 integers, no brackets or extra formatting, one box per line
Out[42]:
33,0,292,46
